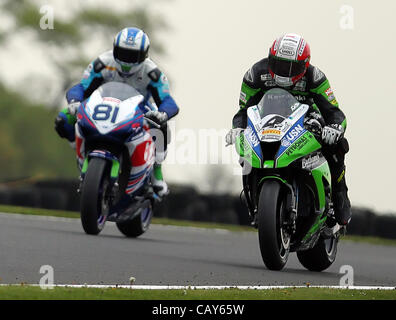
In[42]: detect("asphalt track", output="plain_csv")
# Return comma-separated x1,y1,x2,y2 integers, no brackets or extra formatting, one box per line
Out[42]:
0,212,395,286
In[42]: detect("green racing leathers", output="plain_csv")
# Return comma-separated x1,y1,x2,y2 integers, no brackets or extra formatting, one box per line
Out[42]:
233,58,351,225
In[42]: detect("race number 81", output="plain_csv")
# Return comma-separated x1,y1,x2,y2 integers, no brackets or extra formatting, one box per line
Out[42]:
92,104,119,123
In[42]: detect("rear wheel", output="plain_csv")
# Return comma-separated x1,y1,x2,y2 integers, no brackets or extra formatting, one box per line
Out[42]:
116,202,153,237
80,158,110,235
297,235,338,271
257,180,290,270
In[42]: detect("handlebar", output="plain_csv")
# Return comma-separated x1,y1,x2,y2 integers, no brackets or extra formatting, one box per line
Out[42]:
144,117,161,129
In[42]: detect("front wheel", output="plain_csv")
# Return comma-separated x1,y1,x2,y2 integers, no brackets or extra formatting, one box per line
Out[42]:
297,235,338,271
116,202,153,237
80,158,110,235
257,180,290,270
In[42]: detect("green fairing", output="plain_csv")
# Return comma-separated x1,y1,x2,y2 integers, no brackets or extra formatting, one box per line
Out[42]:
263,160,274,168
311,161,331,211
259,175,287,186
341,118,347,130
301,161,331,241
235,134,261,168
275,132,321,168
303,214,328,242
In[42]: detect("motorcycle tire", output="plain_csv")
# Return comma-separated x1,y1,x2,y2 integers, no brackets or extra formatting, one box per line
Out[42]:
297,235,338,272
116,202,153,238
258,180,290,270
80,158,110,235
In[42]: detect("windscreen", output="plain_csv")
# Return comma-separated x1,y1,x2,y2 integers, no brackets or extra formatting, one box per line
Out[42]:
258,88,300,119
96,82,142,101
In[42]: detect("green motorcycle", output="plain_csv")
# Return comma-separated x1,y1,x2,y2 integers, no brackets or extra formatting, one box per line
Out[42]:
234,88,344,271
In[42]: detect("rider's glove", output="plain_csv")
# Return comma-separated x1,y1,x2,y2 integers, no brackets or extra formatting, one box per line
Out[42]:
145,110,168,125
225,128,243,146
67,101,81,117
54,116,67,139
322,124,344,145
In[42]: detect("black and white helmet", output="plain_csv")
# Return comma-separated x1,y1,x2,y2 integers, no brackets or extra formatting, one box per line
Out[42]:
113,27,150,76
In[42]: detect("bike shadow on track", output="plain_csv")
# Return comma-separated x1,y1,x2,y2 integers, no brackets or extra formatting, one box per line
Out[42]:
43,226,185,246
167,254,342,280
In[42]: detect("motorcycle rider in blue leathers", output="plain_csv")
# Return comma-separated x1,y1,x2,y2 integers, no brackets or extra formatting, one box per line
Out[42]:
55,27,179,197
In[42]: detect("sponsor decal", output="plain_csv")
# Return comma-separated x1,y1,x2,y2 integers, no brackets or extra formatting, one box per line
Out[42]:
285,135,309,156
239,91,247,103
103,97,121,103
283,38,298,44
262,129,281,135
302,154,320,169
264,80,277,87
294,95,306,102
281,138,291,147
285,124,304,142
325,87,335,101
291,102,300,111
279,46,295,56
260,74,272,81
245,126,260,147
125,35,136,45
298,39,306,56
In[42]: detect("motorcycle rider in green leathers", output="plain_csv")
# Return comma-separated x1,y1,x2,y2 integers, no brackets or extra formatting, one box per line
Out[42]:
226,33,351,226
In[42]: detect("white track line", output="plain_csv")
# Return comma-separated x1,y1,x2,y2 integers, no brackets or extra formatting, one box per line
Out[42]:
1,284,395,290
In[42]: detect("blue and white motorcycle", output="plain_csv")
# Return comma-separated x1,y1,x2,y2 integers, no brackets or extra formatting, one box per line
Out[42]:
75,82,161,237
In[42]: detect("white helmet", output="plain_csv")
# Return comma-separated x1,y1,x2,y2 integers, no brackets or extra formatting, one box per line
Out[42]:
113,27,150,77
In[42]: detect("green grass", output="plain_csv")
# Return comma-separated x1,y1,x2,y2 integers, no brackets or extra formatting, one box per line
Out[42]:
0,204,396,246
0,286,395,300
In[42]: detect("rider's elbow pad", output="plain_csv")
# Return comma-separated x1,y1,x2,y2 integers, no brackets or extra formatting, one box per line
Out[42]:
158,95,179,119
66,83,84,103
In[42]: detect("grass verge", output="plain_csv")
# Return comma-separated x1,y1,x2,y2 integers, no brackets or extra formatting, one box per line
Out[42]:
0,286,395,300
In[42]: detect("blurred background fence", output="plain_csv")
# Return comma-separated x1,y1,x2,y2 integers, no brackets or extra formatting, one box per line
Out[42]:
0,178,395,240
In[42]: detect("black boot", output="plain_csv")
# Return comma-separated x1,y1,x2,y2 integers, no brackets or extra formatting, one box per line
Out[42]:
332,172,351,226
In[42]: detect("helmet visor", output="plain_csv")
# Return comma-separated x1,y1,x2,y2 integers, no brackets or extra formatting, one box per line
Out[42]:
268,55,306,78
113,46,143,64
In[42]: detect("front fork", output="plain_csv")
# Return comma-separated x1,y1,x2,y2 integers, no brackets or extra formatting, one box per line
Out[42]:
78,151,121,203
243,171,297,230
